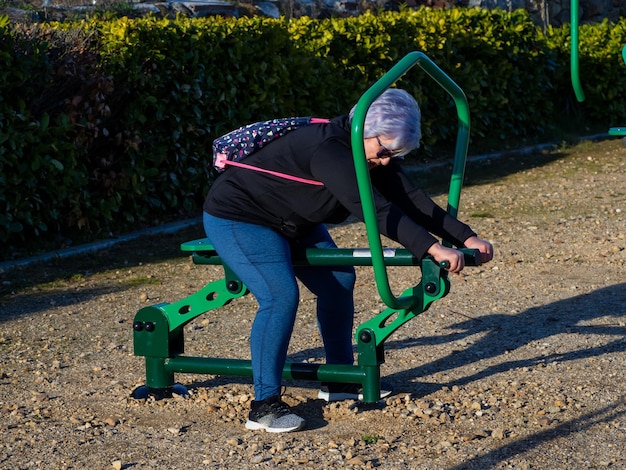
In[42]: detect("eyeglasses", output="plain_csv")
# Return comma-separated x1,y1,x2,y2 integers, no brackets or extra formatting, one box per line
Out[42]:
376,136,402,159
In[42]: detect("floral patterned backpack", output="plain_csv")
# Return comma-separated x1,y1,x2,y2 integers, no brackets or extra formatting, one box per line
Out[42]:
212,117,329,186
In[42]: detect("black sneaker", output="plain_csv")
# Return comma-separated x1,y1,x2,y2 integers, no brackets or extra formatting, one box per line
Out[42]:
317,382,393,402
245,395,306,433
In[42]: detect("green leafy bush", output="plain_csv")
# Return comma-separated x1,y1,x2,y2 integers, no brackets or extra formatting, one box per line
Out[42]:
544,18,626,124
0,22,92,254
1,9,626,258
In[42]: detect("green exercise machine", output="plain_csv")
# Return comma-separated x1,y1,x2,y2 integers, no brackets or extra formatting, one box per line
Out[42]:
131,51,481,403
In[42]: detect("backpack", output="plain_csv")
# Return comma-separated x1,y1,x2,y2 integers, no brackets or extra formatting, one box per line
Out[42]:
212,116,330,186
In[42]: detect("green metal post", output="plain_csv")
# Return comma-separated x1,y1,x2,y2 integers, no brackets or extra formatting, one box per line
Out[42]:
571,0,586,102
145,356,175,389
356,328,382,403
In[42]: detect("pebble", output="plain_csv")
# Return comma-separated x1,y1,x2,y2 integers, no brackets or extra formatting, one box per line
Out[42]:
346,455,366,466
537,417,552,427
31,392,49,402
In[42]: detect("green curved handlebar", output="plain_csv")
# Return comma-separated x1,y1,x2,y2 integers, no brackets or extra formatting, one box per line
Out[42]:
571,0,586,102
350,51,470,310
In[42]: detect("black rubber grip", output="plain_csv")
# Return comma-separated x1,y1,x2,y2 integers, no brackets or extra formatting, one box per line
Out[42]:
461,248,482,266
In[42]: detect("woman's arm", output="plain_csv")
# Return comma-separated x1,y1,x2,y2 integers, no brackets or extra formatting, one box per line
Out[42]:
371,163,476,246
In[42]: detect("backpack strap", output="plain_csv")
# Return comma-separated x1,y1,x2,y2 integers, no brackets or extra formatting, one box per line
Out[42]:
222,160,324,186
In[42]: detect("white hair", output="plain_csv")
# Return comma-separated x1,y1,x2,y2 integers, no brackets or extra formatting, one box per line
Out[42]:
349,88,422,156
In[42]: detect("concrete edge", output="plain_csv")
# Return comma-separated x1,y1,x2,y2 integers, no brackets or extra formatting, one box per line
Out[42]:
0,217,202,274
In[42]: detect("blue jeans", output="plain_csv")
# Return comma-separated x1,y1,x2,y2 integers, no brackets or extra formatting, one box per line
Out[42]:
203,212,356,400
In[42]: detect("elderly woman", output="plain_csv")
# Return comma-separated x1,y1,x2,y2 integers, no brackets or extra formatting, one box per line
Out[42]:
203,88,493,433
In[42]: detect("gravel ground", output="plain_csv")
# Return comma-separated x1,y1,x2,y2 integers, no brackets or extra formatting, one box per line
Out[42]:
1,138,625,469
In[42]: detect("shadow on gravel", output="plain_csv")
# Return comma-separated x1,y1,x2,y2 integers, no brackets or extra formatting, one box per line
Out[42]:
448,399,626,470
286,282,625,398
0,285,131,321
381,282,626,394
0,224,204,302
176,283,624,414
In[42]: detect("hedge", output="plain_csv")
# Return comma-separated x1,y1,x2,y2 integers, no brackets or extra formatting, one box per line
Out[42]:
1,9,625,258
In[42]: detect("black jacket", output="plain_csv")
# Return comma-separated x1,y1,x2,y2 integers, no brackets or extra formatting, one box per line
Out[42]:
203,115,476,258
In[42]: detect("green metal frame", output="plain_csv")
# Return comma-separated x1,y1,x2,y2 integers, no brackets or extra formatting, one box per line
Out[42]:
131,52,474,403
608,45,626,137
571,1,626,137
350,51,470,310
